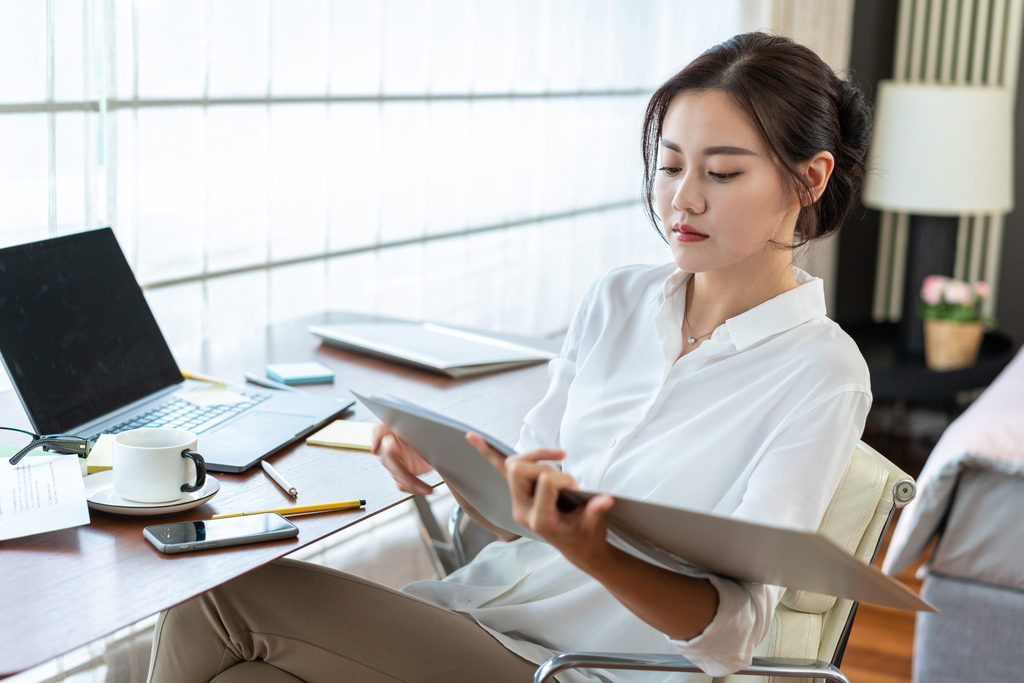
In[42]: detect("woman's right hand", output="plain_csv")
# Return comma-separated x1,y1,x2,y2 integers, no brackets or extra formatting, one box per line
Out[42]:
371,425,434,496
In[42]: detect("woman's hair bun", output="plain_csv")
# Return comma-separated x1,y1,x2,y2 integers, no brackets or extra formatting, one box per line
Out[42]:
835,76,872,179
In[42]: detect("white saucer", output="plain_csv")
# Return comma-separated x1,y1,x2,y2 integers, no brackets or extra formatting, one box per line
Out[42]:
84,471,220,516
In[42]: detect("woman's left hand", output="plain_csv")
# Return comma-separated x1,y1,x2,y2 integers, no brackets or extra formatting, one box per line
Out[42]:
466,434,615,573
467,434,718,640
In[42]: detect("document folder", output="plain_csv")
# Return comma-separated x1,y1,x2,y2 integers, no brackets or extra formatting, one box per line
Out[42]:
355,392,935,613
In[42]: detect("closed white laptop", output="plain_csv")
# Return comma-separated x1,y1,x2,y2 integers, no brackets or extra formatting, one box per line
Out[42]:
311,322,556,377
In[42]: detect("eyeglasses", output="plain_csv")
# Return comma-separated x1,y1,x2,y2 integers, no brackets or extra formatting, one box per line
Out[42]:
2,427,92,466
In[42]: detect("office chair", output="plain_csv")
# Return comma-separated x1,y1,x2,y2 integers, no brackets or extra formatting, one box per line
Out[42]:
432,440,916,683
211,442,913,683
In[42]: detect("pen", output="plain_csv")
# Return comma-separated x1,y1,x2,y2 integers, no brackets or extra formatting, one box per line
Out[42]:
245,372,304,393
262,460,298,497
212,499,366,519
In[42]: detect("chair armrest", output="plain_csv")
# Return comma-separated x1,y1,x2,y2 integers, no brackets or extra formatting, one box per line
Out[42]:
531,653,851,683
448,504,469,568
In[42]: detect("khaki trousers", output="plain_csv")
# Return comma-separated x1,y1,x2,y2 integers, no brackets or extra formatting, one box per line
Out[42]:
146,558,539,683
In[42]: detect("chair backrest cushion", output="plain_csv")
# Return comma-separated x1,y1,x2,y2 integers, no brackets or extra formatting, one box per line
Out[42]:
715,441,913,683
780,447,888,614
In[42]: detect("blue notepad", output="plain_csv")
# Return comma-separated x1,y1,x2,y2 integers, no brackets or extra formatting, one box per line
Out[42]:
265,362,335,385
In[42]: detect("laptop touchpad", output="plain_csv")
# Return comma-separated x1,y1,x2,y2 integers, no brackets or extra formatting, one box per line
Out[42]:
200,412,313,469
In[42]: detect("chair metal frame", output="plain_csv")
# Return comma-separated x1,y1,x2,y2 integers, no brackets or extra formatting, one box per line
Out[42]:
411,496,461,577
411,497,499,578
532,654,852,683
530,481,907,683
411,475,913,683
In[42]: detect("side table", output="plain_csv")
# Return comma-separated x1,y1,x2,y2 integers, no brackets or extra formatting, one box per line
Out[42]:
840,322,1015,475
841,322,1015,402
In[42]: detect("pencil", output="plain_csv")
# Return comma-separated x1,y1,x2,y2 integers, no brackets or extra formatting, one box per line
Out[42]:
181,370,228,384
211,499,366,519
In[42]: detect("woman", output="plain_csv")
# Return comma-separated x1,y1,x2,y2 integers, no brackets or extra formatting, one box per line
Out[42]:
148,32,872,683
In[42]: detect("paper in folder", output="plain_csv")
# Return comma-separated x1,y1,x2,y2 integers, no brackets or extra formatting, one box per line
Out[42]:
354,392,935,613
310,322,557,378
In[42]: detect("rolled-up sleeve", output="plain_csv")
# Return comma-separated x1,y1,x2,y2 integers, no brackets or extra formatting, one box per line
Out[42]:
666,389,871,674
668,579,786,677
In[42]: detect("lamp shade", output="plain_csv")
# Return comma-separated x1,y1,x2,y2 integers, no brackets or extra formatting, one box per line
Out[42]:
862,81,1015,215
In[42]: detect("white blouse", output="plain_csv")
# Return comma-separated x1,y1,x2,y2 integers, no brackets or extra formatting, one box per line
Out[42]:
404,263,871,682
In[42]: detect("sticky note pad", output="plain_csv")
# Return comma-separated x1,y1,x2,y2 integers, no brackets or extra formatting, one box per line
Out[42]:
306,420,376,451
175,383,250,407
266,362,335,385
85,434,114,474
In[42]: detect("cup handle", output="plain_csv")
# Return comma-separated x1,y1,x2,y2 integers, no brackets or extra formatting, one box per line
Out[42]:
180,450,207,493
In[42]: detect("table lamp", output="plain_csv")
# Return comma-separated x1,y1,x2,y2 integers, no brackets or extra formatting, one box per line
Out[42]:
862,81,1014,355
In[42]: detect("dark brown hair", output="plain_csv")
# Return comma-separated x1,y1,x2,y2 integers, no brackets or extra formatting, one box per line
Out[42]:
641,32,871,246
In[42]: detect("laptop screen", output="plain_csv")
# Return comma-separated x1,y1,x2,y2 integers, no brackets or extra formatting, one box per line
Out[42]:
0,228,183,434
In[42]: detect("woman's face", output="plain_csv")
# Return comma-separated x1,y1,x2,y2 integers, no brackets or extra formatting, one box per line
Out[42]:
653,89,801,275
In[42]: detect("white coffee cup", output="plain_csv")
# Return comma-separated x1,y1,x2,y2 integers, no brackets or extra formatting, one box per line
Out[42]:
112,428,207,503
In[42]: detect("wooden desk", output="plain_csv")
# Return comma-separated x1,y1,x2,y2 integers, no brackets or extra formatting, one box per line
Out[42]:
0,312,558,677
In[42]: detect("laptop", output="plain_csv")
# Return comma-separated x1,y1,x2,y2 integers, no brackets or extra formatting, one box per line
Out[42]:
0,228,352,473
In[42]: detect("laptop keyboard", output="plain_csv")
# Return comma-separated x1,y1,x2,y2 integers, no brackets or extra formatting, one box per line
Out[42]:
89,391,270,441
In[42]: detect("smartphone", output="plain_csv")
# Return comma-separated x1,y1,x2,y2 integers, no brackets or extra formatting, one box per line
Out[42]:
143,513,299,554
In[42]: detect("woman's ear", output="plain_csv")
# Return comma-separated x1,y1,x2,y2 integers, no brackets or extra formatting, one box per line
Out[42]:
802,151,835,205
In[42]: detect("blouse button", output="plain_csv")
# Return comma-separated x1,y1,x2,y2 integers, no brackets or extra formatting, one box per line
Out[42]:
698,354,708,362
608,437,617,448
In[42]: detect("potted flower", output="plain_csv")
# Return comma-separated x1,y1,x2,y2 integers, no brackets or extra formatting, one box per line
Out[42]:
920,275,993,371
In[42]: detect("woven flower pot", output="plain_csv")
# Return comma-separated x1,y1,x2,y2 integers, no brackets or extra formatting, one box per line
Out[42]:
924,319,984,371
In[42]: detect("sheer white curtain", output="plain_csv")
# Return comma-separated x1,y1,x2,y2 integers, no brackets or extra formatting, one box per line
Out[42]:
5,3,875,682
0,0,773,383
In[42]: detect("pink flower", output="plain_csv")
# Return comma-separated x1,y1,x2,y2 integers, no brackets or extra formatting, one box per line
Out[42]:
943,279,974,306
921,275,946,305
973,281,991,299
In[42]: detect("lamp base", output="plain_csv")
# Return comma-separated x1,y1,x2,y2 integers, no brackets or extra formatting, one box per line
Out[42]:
900,214,959,356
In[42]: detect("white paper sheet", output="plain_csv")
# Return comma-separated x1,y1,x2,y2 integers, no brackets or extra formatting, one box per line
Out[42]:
0,455,90,541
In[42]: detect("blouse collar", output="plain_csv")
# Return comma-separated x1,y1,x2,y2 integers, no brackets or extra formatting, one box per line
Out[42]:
662,267,827,351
